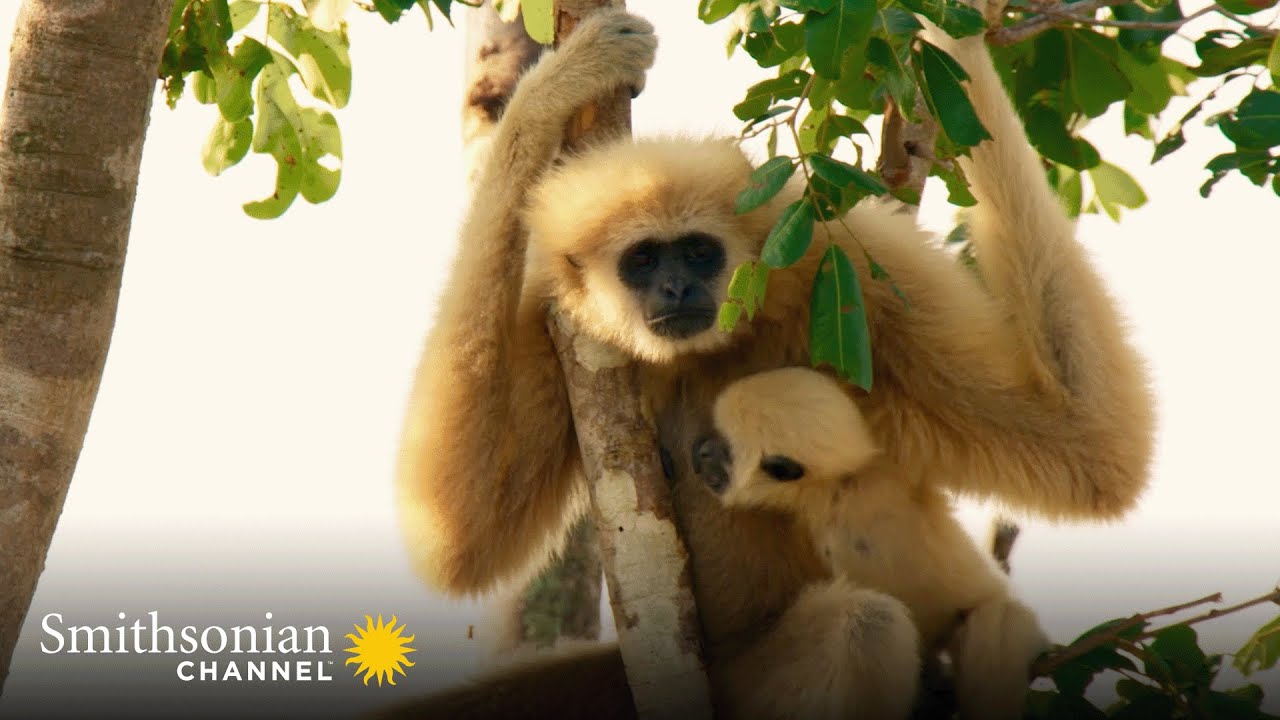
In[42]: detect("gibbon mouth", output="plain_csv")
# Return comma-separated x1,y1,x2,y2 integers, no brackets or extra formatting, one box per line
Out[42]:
647,310,715,338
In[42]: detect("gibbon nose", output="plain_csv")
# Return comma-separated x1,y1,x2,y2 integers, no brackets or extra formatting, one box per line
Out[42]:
658,275,694,302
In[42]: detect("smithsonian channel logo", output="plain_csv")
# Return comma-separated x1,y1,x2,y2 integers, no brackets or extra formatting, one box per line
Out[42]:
39,611,416,687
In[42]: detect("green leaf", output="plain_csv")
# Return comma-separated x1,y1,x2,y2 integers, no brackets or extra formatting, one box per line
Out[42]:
1123,104,1153,139
1234,615,1280,676
809,153,888,196
1193,32,1271,77
699,0,744,23
780,0,838,10
917,41,991,148
867,37,916,118
815,114,869,151
231,0,263,31
371,0,414,22
737,157,797,214
727,262,754,304
521,0,554,44
761,199,815,268
933,163,977,206
1089,161,1146,221
744,21,805,67
245,61,343,217
1063,30,1130,118
1117,48,1173,115
267,3,352,108
750,262,770,311
1149,624,1215,688
873,6,922,34
718,301,744,332
210,38,273,122
810,244,872,390
1024,104,1100,169
1219,89,1280,149
202,116,252,175
1112,1,1181,63
734,69,811,120
1270,35,1280,86
1200,150,1275,196
1053,164,1083,217
805,0,876,79
896,0,985,38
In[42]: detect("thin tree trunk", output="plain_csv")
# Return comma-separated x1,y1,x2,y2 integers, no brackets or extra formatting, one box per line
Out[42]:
461,0,604,655
0,0,172,689
547,2,714,718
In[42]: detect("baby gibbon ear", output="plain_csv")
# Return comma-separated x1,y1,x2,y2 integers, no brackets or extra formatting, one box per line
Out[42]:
713,367,880,480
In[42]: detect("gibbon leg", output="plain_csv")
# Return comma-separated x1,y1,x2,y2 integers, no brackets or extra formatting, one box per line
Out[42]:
722,578,921,720
948,596,1048,720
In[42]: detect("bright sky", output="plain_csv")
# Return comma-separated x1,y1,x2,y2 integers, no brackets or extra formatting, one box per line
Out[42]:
2,1,1279,712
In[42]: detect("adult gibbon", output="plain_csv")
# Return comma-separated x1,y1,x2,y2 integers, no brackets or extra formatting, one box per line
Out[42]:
393,6,1154,718
694,366,1050,720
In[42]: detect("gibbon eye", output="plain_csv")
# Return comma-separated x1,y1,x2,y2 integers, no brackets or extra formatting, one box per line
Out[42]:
760,455,805,482
619,241,660,283
680,234,725,272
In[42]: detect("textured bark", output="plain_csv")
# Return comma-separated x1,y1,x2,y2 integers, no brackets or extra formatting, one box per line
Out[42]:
0,0,172,689
461,1,605,655
549,2,714,718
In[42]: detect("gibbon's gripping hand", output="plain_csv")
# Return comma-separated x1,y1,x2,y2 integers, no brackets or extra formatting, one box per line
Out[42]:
514,10,656,129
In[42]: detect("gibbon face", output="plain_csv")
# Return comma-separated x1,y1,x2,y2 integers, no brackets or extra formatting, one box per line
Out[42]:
618,232,725,340
692,368,881,512
524,138,776,363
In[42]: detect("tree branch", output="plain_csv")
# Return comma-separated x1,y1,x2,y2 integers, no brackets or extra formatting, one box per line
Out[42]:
547,2,714,718
989,0,1278,46
1031,587,1280,678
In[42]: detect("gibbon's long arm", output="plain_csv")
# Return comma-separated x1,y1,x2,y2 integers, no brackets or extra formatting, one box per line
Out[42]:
856,25,1154,521
397,12,657,595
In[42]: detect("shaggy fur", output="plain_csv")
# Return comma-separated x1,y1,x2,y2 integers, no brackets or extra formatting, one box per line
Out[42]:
394,7,1154,719
708,367,1050,720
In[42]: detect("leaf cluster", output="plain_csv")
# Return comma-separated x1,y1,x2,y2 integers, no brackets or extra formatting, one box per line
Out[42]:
159,0,456,218
1028,603,1280,719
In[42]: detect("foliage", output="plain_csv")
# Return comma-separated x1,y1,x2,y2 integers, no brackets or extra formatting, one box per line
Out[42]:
1024,587,1280,719
161,0,1279,382
699,0,1279,386
158,0,457,217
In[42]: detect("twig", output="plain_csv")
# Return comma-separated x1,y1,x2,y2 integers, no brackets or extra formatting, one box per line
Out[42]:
1139,586,1280,640
989,0,1278,46
1031,591,1223,677
988,0,1130,46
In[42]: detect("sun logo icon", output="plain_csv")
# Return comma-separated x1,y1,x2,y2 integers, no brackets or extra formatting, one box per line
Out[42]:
344,614,416,687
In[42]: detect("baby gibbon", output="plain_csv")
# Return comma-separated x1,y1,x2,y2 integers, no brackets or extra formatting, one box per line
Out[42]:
694,366,1050,720
393,5,1153,718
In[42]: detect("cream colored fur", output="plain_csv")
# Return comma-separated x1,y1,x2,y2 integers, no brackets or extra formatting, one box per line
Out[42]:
711,367,1049,720
395,7,1154,718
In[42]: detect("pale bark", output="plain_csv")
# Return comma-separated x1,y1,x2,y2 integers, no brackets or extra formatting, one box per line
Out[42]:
461,1,604,654
549,2,714,718
0,0,172,688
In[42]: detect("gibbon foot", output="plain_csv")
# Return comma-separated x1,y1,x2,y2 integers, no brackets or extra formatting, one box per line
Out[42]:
726,579,921,720
949,596,1048,720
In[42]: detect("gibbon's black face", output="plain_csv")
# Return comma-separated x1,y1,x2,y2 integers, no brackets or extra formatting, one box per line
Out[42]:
692,432,807,494
617,233,726,339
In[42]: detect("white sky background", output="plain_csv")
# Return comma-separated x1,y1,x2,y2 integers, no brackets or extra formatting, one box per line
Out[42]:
2,0,1279,706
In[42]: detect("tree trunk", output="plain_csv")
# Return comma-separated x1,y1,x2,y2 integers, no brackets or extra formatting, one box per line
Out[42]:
548,2,714,718
0,0,172,689
461,0,605,655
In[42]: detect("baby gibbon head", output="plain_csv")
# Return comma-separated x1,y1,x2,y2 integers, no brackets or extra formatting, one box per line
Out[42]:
524,137,781,363
692,368,880,513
